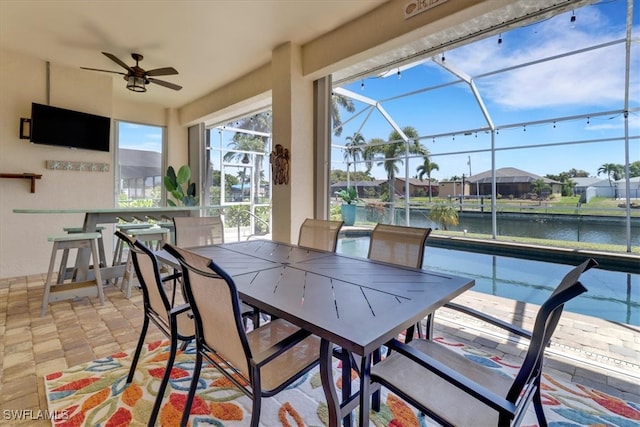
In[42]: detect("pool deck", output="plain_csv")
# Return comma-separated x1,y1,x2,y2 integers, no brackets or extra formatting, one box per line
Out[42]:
436,289,640,403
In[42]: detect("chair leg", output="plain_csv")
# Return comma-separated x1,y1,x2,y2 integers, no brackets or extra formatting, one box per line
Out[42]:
250,394,262,427
127,316,149,384
533,377,548,427
425,312,435,340
180,348,203,427
149,335,179,426
405,324,416,343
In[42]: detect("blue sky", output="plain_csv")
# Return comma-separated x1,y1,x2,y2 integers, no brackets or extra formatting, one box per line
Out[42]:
118,122,162,152
333,0,639,181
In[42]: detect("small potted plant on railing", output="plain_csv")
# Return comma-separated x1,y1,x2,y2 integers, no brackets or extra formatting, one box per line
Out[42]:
336,186,359,226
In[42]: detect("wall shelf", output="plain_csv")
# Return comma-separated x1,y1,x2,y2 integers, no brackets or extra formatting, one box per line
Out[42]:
0,173,42,193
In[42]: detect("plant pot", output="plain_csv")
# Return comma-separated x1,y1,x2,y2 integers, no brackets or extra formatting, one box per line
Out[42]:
341,204,356,226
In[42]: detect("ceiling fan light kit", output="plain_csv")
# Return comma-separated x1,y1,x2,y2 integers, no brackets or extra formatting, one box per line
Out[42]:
126,75,147,92
81,52,182,92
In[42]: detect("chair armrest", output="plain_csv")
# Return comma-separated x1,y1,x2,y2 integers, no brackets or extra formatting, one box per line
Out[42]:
161,271,182,282
383,338,518,416
444,302,532,340
251,328,313,368
169,303,192,318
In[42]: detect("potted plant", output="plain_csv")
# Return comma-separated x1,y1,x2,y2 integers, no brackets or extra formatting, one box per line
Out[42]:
336,186,359,226
164,165,199,206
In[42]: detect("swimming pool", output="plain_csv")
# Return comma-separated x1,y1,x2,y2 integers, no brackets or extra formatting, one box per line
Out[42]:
337,237,639,326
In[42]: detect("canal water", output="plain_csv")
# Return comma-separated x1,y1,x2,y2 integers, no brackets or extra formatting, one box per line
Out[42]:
358,208,639,247
337,237,639,326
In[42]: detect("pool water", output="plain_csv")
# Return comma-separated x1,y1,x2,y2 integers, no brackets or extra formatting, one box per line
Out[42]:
337,237,639,326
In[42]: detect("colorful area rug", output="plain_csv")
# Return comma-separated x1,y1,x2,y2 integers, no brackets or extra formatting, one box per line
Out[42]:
44,337,639,426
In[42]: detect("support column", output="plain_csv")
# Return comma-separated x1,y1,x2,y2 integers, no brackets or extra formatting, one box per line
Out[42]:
271,42,314,243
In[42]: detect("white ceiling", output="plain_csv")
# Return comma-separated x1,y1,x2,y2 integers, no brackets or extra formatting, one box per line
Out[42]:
0,0,386,109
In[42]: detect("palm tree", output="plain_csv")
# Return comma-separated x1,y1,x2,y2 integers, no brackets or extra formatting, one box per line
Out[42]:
343,132,366,193
597,163,623,198
366,126,425,205
224,133,268,203
428,202,459,231
331,94,355,137
531,178,550,200
416,153,439,202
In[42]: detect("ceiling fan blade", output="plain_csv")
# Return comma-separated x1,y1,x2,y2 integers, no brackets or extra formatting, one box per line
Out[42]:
102,52,134,72
146,67,179,77
81,67,126,75
148,78,182,91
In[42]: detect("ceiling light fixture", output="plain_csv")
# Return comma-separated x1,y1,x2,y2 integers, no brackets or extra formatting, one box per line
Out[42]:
126,75,147,92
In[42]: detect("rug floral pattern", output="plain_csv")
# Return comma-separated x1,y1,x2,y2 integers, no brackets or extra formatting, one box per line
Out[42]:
44,337,640,426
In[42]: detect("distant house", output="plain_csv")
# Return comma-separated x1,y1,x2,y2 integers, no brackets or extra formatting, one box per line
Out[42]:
572,177,611,201
572,177,606,196
439,180,470,198
119,148,162,199
466,167,562,198
617,176,640,199
391,177,438,198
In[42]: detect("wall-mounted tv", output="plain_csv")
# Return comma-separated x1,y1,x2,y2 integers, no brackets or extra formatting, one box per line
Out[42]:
30,103,111,152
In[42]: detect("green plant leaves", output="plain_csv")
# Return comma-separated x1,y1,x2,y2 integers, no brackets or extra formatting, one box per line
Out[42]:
164,165,198,206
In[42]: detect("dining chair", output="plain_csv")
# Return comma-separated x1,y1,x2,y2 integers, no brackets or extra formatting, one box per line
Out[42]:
172,215,259,326
173,215,224,247
114,231,195,427
163,243,321,427
367,223,432,268
368,223,432,338
370,258,597,427
297,218,344,252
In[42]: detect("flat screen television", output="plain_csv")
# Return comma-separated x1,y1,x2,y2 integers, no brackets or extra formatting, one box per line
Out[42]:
29,103,111,152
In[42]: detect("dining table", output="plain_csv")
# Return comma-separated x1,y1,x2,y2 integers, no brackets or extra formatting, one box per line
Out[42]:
13,206,199,281
156,239,475,427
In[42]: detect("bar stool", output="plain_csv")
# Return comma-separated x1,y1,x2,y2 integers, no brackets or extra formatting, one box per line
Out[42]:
112,223,154,269
42,232,105,316
120,227,171,299
62,226,107,270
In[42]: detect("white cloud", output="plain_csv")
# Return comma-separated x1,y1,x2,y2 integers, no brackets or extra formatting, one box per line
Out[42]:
444,6,637,110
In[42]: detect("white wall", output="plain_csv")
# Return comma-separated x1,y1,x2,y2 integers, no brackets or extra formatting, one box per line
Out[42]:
0,49,180,278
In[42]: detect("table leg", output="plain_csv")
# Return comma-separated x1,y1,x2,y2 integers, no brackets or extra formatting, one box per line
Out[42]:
358,353,372,427
320,339,340,427
371,348,381,412
74,213,98,281
340,348,353,427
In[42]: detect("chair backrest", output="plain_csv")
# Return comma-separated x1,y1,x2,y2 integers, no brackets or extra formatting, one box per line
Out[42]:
163,243,251,377
114,230,171,322
367,224,431,268
507,258,596,407
298,218,344,252
173,216,224,247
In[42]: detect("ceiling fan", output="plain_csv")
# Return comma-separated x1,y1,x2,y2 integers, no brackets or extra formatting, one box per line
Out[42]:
81,52,182,92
